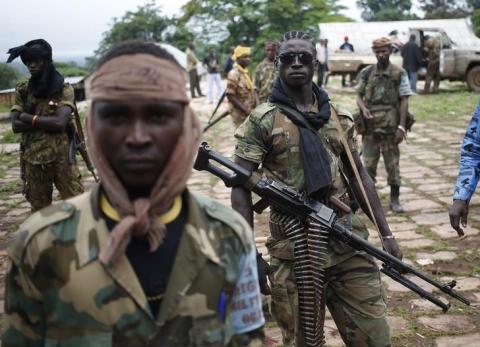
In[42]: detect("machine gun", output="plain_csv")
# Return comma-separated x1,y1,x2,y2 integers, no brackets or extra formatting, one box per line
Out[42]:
194,142,471,312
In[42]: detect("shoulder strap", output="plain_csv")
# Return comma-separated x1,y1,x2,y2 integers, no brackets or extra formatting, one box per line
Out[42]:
329,105,384,247
276,104,318,133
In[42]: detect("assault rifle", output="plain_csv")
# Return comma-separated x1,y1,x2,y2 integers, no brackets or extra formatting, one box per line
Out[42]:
194,142,471,312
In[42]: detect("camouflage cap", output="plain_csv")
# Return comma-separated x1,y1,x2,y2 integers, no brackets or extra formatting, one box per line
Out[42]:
372,37,391,49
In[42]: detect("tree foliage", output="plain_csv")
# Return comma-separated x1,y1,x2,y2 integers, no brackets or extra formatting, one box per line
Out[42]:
53,62,89,77
418,0,469,19
0,63,20,90
357,0,416,21
90,1,194,69
181,0,350,64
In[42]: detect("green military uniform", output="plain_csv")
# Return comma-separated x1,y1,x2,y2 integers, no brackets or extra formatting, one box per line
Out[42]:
356,63,412,187
11,81,83,211
226,67,256,128
424,37,441,93
253,58,277,104
3,185,264,347
235,101,390,346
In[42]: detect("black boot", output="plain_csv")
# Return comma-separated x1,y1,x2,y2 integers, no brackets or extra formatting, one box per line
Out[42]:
390,185,405,213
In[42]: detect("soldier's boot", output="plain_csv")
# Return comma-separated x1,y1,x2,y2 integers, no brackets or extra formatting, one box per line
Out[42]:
389,185,405,213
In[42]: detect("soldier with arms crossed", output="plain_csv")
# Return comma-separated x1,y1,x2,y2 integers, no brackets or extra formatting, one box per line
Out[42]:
7,39,84,212
232,31,402,347
3,42,264,347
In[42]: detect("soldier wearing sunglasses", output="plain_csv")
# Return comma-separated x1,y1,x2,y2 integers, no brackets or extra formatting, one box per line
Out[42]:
232,31,399,346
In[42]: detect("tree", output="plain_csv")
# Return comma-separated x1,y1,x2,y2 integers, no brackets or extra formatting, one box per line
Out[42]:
357,0,416,21
95,1,169,56
418,0,469,19
89,1,195,70
0,64,20,89
181,0,350,64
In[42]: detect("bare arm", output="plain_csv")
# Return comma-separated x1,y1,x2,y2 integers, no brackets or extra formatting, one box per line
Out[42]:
343,150,403,259
231,155,259,228
356,94,373,119
17,105,73,133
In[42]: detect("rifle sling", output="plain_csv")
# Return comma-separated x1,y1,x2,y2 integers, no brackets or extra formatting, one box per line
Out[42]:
329,105,384,247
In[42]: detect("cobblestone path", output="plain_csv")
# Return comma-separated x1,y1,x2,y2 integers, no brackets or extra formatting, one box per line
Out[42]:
0,80,478,346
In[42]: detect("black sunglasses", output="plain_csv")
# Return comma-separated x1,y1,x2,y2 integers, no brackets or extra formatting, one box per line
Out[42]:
278,52,314,65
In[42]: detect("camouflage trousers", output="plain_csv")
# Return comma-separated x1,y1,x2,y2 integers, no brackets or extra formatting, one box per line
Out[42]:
24,158,84,212
269,253,390,347
362,133,401,186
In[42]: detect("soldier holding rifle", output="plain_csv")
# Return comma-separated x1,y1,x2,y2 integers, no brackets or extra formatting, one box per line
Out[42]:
6,39,83,211
231,31,402,347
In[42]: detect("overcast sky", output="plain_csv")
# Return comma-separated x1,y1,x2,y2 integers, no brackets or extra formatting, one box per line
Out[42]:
0,0,371,59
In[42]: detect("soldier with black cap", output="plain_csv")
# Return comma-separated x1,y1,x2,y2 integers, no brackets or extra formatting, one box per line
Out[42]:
7,39,84,211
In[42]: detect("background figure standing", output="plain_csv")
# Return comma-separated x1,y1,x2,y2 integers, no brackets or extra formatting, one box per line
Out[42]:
424,36,441,93
449,103,480,237
356,37,413,213
401,34,423,93
253,41,278,104
7,39,84,212
203,47,222,104
226,46,256,128
186,42,204,98
315,39,329,87
224,46,235,76
339,36,355,87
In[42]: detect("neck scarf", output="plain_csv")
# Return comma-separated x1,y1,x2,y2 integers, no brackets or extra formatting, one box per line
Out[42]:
234,62,254,91
269,78,332,199
85,53,202,264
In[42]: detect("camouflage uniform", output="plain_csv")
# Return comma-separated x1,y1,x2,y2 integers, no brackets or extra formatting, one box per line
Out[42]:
253,59,277,104
424,37,441,93
356,63,412,187
226,67,256,128
235,102,390,347
11,81,84,211
3,185,265,347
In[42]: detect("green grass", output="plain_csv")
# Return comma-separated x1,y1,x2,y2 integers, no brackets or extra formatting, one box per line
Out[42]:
0,129,20,143
0,102,10,113
409,90,478,122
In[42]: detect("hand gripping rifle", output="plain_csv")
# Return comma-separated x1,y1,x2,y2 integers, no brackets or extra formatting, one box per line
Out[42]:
194,142,471,312
69,105,98,182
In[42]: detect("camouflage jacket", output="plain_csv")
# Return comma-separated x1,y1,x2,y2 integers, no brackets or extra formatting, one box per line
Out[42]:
11,81,75,165
3,185,264,347
253,59,277,104
356,63,412,133
227,67,256,127
234,101,369,267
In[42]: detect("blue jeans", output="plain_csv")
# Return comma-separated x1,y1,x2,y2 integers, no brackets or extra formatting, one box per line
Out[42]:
407,71,417,92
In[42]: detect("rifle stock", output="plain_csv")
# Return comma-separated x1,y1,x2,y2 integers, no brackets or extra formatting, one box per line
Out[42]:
194,142,471,312
72,106,98,182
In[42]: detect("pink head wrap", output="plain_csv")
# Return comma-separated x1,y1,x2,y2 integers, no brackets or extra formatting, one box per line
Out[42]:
85,53,202,264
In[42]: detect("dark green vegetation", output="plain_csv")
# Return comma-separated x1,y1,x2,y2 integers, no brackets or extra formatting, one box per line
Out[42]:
0,64,20,90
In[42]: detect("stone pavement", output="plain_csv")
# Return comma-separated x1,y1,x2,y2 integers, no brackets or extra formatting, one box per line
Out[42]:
0,78,478,346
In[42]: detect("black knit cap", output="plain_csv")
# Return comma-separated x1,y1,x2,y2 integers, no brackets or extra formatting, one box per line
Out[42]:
6,39,52,64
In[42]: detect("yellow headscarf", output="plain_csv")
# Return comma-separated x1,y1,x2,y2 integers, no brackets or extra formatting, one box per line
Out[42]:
233,46,251,61
233,46,253,90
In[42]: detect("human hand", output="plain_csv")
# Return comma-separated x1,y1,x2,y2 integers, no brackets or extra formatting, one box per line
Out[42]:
449,200,468,237
362,107,374,119
383,237,403,260
395,128,405,144
256,252,273,295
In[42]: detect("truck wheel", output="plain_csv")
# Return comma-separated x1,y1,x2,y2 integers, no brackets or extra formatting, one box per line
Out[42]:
467,66,480,92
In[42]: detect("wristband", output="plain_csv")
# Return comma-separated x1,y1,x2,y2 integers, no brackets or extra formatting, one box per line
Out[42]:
382,235,395,239
397,125,406,133
32,115,38,128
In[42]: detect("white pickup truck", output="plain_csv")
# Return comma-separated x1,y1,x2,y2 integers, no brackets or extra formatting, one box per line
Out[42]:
320,18,480,91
